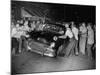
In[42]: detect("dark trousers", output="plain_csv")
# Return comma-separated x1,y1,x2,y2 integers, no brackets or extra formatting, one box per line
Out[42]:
65,38,76,56
54,38,64,56
75,40,79,55
20,36,28,52
11,37,19,54
58,38,70,56
86,44,92,58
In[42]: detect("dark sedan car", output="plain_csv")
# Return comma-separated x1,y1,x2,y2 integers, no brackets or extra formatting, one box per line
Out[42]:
27,23,66,57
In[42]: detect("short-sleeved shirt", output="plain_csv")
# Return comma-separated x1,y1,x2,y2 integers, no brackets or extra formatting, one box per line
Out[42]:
80,26,87,34
11,26,29,38
11,27,17,38
87,28,94,44
23,25,30,31
11,27,21,38
72,27,79,40
80,26,87,37
65,28,73,38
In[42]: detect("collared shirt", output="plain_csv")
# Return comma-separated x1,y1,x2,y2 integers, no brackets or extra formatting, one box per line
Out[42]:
11,26,17,38
80,26,87,34
11,26,21,38
22,25,30,32
11,26,29,38
80,25,87,38
72,27,79,40
31,23,36,31
19,25,30,37
65,28,73,38
87,28,94,44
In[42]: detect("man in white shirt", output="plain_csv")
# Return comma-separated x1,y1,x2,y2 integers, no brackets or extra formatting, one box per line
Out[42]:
79,23,87,55
71,22,79,55
64,23,80,57
86,23,94,59
11,22,19,55
53,23,70,57
20,20,31,52
11,23,21,55
58,23,75,57
12,21,30,53
30,21,36,31
23,20,30,32
59,23,73,39
11,24,20,38
71,22,79,40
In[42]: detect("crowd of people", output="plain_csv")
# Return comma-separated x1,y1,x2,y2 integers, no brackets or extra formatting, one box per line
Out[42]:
11,19,35,55
11,18,96,60
51,22,96,60
11,19,47,55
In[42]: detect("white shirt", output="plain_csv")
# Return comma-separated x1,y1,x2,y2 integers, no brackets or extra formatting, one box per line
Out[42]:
31,23,36,30
65,28,73,38
80,25,87,38
80,25,87,34
11,26,29,38
87,28,94,45
23,25,30,32
11,26,17,38
72,27,79,40
11,26,22,38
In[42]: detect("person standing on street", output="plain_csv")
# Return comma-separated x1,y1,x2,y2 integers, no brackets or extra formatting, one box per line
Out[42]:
79,23,87,55
58,23,74,57
11,23,21,54
71,22,79,56
86,23,94,59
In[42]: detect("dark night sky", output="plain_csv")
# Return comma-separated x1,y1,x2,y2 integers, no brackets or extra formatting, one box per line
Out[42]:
49,3,95,24
12,1,96,24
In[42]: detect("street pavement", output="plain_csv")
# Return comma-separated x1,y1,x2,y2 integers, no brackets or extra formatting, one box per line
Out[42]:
11,51,96,74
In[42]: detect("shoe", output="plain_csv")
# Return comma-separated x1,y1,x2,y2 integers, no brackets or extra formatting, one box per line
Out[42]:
75,52,79,56
19,50,21,53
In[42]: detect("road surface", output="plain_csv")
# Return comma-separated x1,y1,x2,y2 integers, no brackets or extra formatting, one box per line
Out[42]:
11,51,96,74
